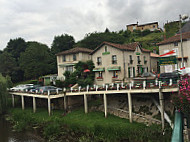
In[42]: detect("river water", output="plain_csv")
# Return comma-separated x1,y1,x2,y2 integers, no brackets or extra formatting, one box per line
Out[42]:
0,116,44,142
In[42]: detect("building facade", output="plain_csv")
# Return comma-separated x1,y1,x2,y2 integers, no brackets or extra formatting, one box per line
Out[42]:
158,32,190,73
127,22,159,32
90,42,151,85
56,47,93,80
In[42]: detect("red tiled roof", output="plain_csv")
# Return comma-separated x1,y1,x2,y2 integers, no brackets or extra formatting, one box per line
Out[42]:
157,32,190,45
56,47,93,56
90,41,150,55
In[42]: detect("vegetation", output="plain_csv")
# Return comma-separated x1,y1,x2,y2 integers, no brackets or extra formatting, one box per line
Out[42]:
0,74,8,114
8,108,172,142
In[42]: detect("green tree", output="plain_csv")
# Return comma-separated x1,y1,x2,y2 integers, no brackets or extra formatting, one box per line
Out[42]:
77,32,126,50
19,42,54,79
51,34,75,54
0,74,8,114
4,37,27,61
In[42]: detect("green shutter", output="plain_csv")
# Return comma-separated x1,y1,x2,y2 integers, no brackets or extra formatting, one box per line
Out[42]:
128,67,130,78
133,67,135,77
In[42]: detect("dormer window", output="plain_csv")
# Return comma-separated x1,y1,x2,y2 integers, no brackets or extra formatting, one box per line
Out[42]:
105,46,107,52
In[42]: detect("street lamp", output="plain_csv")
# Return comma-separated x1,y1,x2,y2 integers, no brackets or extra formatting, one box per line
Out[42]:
179,14,189,68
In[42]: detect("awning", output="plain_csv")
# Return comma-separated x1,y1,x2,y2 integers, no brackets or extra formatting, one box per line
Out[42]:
84,69,90,73
93,68,105,72
107,66,121,71
58,64,75,67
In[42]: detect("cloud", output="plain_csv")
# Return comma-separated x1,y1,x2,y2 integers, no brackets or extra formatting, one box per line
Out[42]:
0,0,189,50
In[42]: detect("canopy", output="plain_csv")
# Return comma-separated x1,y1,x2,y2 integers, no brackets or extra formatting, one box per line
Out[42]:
107,66,121,71
84,69,90,73
93,68,105,72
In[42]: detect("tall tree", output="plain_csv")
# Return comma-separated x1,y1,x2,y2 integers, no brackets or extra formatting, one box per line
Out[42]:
4,37,27,61
51,34,75,54
76,32,126,50
0,74,8,114
19,42,54,79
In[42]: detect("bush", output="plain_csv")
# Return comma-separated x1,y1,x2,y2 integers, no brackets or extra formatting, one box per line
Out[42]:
0,74,8,114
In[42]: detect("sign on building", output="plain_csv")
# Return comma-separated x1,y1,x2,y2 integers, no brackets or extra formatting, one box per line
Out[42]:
159,56,177,65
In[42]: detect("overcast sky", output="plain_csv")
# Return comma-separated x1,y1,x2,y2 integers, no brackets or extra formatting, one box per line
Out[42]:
0,0,190,50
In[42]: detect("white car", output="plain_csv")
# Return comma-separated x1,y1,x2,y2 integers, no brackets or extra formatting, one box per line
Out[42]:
10,84,34,92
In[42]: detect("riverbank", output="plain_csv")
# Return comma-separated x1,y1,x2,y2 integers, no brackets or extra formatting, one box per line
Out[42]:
7,107,172,142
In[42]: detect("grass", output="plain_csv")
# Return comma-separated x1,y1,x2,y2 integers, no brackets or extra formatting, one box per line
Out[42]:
8,107,172,142
135,32,164,42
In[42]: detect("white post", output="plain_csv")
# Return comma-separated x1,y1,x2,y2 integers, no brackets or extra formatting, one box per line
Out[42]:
104,93,107,118
103,84,105,88
159,90,165,131
169,79,172,86
112,83,114,87
84,94,88,113
33,97,36,113
56,88,59,94
96,85,98,91
117,84,119,90
143,81,146,89
129,83,132,90
155,78,158,86
94,84,96,88
70,88,73,93
121,82,124,88
21,95,24,110
79,86,81,92
131,81,134,87
48,90,50,96
48,96,51,116
106,85,108,91
36,90,38,94
86,85,89,92
159,81,161,89
12,95,15,107
128,92,132,123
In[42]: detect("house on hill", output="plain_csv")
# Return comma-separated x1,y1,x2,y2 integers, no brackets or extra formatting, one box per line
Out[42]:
127,22,159,32
56,47,93,80
90,42,151,85
158,32,190,73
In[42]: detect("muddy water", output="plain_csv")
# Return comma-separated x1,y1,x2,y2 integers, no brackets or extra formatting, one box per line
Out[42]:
0,116,44,142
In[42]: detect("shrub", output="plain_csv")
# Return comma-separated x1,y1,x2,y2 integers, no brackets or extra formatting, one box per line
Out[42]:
0,74,8,114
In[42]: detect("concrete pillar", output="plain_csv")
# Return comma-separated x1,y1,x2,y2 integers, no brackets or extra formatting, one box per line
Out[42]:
64,93,67,112
103,93,107,118
48,97,51,116
84,94,88,113
21,95,24,110
128,92,132,123
12,95,15,107
159,90,165,131
33,97,36,113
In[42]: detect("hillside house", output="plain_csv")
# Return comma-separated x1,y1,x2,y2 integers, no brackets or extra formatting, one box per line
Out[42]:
56,47,93,80
90,42,151,85
158,32,190,73
127,22,159,32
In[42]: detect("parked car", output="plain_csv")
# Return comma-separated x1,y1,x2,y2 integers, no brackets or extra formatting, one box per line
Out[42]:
158,72,180,82
38,86,62,95
10,84,34,92
23,85,41,92
141,72,157,79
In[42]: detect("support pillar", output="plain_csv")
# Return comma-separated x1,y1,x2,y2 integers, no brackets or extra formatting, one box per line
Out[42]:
48,97,51,116
33,97,36,113
21,95,25,110
12,95,15,107
159,90,165,131
64,93,67,112
128,92,132,123
104,93,107,118
84,94,88,113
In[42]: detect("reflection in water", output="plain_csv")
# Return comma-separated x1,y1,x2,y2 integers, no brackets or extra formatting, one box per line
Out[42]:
0,116,43,142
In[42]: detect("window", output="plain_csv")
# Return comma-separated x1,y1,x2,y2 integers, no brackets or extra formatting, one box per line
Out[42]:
105,46,107,52
112,55,117,64
137,56,141,64
144,56,147,64
65,66,73,72
62,55,66,62
73,54,76,61
97,71,103,78
153,25,155,28
174,42,178,46
129,55,133,64
97,57,102,65
113,71,118,78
